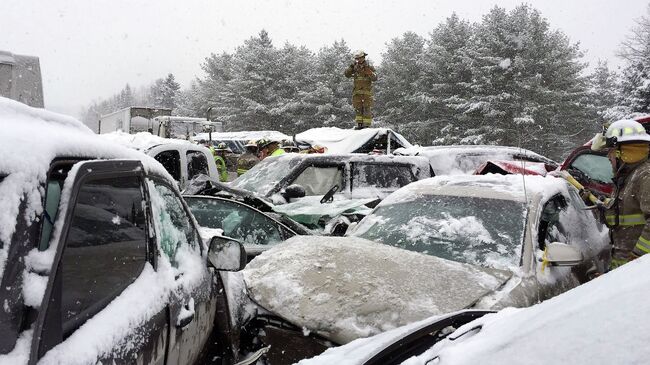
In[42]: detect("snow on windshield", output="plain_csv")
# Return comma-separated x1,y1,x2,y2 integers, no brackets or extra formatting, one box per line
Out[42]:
230,155,301,195
352,195,526,270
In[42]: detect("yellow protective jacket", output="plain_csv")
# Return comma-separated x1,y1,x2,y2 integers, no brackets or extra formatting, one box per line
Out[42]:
606,159,650,261
344,61,377,96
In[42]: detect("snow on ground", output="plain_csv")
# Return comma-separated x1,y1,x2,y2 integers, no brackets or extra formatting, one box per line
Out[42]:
243,236,510,344
295,127,411,154
301,256,650,365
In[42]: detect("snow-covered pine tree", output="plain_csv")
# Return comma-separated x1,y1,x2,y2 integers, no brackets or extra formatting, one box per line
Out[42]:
375,32,425,135
312,40,354,129
455,5,588,158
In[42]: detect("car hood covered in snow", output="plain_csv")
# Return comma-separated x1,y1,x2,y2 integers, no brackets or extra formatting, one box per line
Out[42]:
243,236,511,344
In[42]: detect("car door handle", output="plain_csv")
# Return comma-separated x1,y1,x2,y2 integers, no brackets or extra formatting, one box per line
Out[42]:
176,298,195,328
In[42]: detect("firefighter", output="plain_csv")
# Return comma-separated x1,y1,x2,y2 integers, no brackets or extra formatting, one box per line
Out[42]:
237,139,260,176
257,138,285,160
281,139,300,153
592,119,650,269
344,50,377,129
213,142,230,182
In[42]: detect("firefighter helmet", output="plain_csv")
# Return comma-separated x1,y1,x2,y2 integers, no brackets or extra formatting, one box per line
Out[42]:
605,120,650,146
215,142,231,152
245,139,257,147
353,50,367,59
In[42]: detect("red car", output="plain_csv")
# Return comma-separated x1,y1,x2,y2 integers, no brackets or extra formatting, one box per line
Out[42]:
560,115,650,196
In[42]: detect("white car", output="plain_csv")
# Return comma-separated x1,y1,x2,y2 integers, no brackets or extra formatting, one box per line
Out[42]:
101,131,219,189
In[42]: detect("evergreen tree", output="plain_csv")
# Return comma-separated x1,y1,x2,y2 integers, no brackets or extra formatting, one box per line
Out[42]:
375,32,425,129
150,73,181,110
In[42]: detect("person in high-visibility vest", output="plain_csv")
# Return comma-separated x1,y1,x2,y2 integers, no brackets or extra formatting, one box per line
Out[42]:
257,139,285,160
344,50,377,129
213,142,230,182
237,139,259,176
592,119,650,269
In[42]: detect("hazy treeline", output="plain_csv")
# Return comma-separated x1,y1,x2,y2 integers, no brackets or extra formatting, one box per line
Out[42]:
81,4,650,160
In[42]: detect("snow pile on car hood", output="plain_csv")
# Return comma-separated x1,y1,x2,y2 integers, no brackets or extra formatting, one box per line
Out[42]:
99,130,194,151
295,127,412,154
243,236,511,344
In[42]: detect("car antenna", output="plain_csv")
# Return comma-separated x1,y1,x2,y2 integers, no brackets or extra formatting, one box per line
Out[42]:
517,127,529,203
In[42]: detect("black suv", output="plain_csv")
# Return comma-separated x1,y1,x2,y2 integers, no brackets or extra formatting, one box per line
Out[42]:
0,99,247,365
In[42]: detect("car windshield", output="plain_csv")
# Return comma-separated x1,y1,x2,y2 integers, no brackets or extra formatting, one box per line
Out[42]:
230,156,301,195
351,195,527,270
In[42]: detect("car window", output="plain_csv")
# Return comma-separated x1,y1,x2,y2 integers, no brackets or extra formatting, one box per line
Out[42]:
352,163,415,189
61,176,147,334
154,150,181,181
569,153,613,184
291,166,344,195
537,195,568,250
185,197,283,246
149,180,201,261
186,150,209,180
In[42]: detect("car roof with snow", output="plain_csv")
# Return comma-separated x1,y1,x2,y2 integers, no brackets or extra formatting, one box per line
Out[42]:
379,174,572,206
394,145,556,175
295,127,412,154
194,130,291,142
99,130,197,152
0,97,170,280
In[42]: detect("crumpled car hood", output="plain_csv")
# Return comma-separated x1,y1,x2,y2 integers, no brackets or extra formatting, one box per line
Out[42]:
243,236,512,344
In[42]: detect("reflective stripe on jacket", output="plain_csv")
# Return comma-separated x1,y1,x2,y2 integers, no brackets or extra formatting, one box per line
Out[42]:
606,159,650,259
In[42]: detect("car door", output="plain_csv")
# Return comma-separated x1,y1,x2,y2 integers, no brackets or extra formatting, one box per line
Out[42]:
184,196,295,258
533,192,608,301
561,146,613,196
147,177,218,365
29,160,168,365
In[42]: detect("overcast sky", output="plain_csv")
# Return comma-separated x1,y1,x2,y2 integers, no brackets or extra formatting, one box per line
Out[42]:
2,0,648,116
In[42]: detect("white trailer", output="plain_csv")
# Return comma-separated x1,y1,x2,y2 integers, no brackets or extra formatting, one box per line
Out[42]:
98,107,222,138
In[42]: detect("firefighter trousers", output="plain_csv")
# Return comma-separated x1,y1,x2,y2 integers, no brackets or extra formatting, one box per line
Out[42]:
352,94,373,127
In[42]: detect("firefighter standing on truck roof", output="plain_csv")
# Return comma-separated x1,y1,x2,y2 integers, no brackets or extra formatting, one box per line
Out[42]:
237,139,260,176
592,119,650,269
345,50,377,129
213,142,230,182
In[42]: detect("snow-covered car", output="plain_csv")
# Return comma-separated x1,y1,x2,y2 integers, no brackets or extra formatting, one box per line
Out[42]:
299,255,650,365
237,174,610,363
294,127,412,154
229,153,432,231
0,97,248,365
100,131,220,189
184,194,313,259
394,145,557,175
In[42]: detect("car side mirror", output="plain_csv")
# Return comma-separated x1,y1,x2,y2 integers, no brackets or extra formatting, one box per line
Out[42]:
282,184,306,200
208,236,247,271
544,242,583,267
